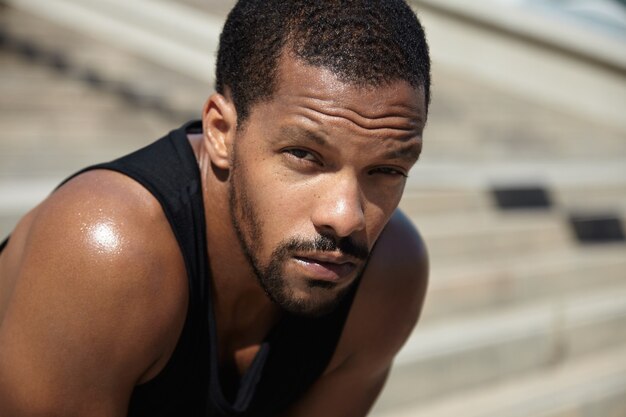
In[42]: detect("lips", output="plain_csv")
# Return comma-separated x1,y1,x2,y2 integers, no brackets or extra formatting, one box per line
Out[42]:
293,255,357,281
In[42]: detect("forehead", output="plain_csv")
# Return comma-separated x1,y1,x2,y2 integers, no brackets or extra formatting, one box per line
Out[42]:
262,53,427,132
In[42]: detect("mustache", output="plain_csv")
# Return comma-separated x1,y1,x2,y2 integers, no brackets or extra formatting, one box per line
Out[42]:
281,233,369,261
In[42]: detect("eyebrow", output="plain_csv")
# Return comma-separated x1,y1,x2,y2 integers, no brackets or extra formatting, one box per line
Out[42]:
382,142,422,163
278,126,328,147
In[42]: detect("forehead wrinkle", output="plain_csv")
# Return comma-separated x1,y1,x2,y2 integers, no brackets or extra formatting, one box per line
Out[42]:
307,101,423,133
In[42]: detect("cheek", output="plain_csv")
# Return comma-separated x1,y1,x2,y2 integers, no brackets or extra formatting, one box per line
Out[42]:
363,203,394,247
243,170,313,247
363,176,405,208
361,180,406,244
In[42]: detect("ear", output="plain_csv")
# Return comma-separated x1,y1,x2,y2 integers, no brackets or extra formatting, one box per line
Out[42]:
201,92,237,170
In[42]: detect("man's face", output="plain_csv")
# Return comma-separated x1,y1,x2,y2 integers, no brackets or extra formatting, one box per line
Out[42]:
228,54,426,317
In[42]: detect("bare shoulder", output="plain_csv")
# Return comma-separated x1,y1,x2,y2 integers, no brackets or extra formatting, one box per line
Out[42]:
365,208,429,320
9,169,186,304
0,170,187,414
328,209,428,373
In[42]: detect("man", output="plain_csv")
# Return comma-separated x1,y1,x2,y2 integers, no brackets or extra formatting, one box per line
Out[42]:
0,0,430,415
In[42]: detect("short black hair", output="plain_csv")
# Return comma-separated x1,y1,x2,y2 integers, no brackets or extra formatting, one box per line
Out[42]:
215,0,431,125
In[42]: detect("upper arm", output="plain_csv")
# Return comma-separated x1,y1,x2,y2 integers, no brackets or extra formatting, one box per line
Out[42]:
0,171,186,416
283,209,428,416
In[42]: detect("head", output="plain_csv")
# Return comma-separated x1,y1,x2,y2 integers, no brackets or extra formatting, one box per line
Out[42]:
206,0,430,317
216,0,431,126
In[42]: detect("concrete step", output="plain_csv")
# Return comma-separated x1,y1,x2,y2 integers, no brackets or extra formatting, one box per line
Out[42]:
406,160,626,190
0,70,137,112
5,0,220,84
415,0,626,132
555,184,626,214
1,6,207,116
0,109,182,146
400,183,626,216
422,211,625,262
414,211,573,261
374,283,626,408
423,244,626,322
400,188,492,215
68,0,223,54
0,39,182,180
373,343,626,417
177,0,235,17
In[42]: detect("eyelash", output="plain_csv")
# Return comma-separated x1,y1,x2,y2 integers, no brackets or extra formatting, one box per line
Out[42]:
283,148,321,164
370,167,408,178
286,148,312,158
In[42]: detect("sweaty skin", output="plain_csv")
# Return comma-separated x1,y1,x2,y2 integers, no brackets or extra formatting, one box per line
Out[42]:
0,52,428,416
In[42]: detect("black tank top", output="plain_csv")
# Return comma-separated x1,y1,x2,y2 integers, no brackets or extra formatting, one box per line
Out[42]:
1,121,361,416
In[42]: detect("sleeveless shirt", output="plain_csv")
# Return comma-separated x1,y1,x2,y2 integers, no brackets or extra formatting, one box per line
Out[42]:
0,120,361,416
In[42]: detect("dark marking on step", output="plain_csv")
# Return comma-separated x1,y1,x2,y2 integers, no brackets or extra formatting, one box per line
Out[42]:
569,213,625,243
492,186,552,210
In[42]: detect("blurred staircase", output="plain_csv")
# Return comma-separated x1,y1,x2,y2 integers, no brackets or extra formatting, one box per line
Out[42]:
373,186,626,416
1,1,625,416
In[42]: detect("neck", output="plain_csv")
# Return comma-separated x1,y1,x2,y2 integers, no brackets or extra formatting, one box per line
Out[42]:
188,134,281,347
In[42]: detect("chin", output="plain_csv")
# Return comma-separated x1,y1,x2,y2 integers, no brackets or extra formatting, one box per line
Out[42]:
278,298,340,318
273,281,353,317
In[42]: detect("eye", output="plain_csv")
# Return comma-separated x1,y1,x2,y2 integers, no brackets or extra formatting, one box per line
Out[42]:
369,167,408,178
283,148,320,164
286,149,311,159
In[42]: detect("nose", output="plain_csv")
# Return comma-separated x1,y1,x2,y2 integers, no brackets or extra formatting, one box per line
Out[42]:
311,174,366,238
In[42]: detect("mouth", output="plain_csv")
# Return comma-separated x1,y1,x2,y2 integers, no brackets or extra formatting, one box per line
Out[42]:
292,255,357,282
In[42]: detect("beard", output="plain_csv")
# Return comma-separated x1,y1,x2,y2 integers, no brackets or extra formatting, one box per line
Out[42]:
227,153,369,317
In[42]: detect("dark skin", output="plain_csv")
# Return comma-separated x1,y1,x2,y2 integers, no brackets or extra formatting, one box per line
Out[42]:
0,52,428,416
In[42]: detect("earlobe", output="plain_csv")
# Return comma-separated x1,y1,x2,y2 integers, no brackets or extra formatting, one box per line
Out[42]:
201,92,237,170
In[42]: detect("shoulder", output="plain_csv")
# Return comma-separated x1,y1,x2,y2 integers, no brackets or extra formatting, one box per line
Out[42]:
26,168,188,347
366,208,428,289
1,169,188,395
23,169,184,291
327,209,428,374
31,169,177,262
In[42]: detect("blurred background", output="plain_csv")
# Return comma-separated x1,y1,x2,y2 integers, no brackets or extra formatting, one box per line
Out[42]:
1,0,625,416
